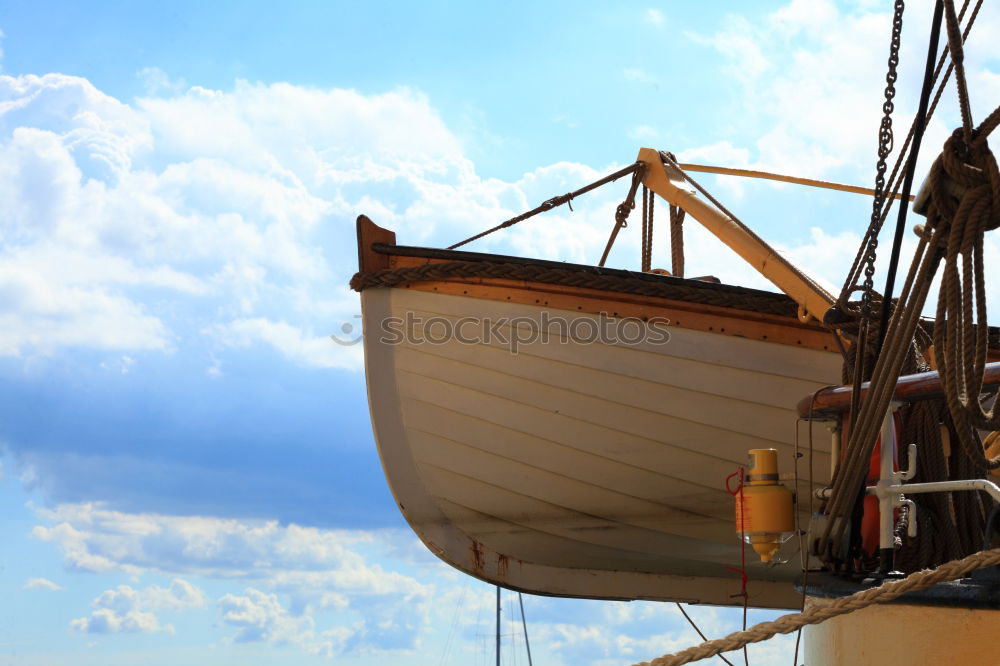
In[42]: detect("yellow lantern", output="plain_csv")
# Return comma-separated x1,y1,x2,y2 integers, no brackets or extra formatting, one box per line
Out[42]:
735,448,795,563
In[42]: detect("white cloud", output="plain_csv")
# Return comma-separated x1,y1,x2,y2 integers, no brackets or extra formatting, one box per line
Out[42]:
623,67,657,84
683,0,990,185
143,578,208,611
2,6,997,360
0,72,621,369
218,588,326,650
69,579,202,634
211,317,362,370
136,67,187,96
30,504,802,661
677,140,751,169
0,74,482,365
22,577,62,591
70,606,168,635
33,502,434,655
551,113,580,129
676,140,754,199
5,54,924,368
628,124,660,141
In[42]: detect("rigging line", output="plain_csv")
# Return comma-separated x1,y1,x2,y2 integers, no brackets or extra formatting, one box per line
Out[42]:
448,162,641,250
742,601,748,666
839,0,979,301
438,578,470,666
876,0,946,357
724,468,750,666
598,166,646,267
792,419,805,666
944,0,975,141
658,151,834,304
675,163,914,201
875,0,979,228
792,391,828,666
517,593,534,666
473,581,485,666
674,604,736,666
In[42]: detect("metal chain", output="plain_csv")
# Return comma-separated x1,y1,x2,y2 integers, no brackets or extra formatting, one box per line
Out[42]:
860,0,906,320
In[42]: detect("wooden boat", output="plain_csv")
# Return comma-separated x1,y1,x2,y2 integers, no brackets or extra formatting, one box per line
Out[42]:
349,9,1000,659
353,152,848,609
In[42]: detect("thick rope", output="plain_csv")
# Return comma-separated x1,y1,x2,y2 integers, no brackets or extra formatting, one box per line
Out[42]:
631,548,1000,666
931,122,1000,469
670,205,685,279
819,4,1000,561
641,186,652,273
647,189,655,271
819,224,944,560
349,260,801,317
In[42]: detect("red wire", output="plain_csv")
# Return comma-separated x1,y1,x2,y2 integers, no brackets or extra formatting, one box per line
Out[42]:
725,467,749,598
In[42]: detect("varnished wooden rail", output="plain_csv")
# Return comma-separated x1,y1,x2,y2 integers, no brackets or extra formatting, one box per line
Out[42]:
797,362,1000,419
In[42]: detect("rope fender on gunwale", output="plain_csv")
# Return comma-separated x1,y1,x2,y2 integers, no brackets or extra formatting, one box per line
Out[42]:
349,260,804,319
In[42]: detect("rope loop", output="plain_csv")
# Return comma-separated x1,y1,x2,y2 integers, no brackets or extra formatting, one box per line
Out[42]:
724,468,744,496
922,105,1000,468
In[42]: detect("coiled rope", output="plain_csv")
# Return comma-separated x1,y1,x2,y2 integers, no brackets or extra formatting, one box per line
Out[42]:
818,0,1000,563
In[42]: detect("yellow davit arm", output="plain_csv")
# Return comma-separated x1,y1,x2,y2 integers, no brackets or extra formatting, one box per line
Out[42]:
638,147,835,323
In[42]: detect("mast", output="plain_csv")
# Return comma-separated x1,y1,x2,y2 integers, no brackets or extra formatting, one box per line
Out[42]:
495,585,501,666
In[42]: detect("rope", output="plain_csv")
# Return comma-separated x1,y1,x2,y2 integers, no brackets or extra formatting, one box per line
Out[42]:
836,0,981,309
641,186,652,273
724,468,749,666
599,167,646,267
670,205,685,278
657,152,835,305
931,120,1000,468
631,548,1000,666
448,162,642,250
349,259,802,317
647,189,655,272
919,4,1000,471
675,163,914,201
875,0,946,355
895,401,964,571
944,0,974,143
818,223,943,562
818,0,999,565
674,605,735,666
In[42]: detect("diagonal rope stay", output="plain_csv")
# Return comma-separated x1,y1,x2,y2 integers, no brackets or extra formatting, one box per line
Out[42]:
448,162,642,250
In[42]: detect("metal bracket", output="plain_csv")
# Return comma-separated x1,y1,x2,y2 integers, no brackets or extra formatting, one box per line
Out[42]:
869,403,1000,573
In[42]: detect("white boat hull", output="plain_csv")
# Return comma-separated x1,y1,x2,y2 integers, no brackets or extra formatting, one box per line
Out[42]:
362,285,842,609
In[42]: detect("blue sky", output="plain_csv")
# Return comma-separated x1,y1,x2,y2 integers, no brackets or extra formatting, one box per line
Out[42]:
1,1,999,664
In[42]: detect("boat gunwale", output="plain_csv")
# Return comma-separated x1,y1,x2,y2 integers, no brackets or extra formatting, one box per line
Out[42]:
372,241,801,308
